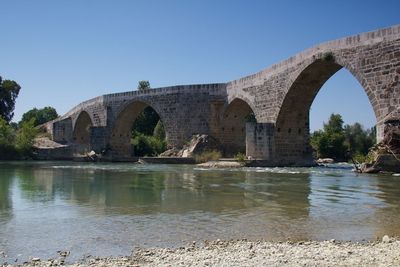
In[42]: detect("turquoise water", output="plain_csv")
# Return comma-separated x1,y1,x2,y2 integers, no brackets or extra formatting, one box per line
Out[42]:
0,161,399,263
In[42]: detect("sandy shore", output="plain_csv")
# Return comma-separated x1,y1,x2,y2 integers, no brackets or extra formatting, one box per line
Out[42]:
3,238,400,267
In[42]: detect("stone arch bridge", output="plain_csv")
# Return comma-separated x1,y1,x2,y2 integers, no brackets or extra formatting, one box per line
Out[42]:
45,25,400,165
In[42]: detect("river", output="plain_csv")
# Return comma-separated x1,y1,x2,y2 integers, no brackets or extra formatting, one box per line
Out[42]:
0,161,399,263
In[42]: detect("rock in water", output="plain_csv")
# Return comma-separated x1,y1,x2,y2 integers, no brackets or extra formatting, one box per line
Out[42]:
362,116,400,173
316,158,335,164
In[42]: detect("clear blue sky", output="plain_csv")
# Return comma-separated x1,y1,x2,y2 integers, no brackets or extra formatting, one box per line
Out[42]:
1,0,399,130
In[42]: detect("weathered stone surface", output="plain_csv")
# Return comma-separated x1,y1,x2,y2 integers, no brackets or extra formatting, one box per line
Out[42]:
160,134,221,158
181,134,221,158
372,154,400,173
45,25,400,166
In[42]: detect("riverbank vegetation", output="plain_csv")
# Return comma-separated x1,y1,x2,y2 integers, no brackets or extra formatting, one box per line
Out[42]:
19,106,58,127
130,81,167,156
0,117,38,159
194,150,221,163
0,76,59,159
310,113,376,162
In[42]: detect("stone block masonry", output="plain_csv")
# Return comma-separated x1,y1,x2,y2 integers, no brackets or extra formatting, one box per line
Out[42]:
47,25,400,165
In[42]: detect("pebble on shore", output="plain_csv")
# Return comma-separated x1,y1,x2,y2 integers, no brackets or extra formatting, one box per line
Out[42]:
3,238,400,267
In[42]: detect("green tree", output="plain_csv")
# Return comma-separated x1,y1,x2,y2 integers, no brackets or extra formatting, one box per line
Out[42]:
0,76,21,122
131,81,167,156
311,114,376,162
310,113,347,161
137,80,151,90
324,113,344,134
131,132,166,156
15,118,38,156
344,123,376,161
153,120,165,139
20,106,58,127
132,107,160,136
131,106,167,156
0,117,16,158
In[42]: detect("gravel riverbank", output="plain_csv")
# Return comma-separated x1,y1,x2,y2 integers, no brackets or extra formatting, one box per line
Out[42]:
3,238,400,267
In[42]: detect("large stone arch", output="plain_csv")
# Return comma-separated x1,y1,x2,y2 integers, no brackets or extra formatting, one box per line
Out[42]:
219,98,255,157
274,55,378,164
72,111,93,149
109,100,167,158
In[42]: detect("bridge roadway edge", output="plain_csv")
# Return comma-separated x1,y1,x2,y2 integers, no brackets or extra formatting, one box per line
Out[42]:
42,24,400,165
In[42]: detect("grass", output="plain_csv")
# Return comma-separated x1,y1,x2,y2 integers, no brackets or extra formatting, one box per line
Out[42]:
194,150,221,163
234,152,246,162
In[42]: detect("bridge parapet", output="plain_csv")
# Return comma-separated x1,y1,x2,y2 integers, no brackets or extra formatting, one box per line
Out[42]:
46,25,400,164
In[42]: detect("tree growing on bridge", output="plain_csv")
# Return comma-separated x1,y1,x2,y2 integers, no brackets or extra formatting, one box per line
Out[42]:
0,76,21,123
137,80,151,90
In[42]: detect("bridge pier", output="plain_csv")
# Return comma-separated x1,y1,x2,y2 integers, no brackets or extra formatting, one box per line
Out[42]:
90,127,109,153
44,25,400,166
245,122,315,166
245,123,275,161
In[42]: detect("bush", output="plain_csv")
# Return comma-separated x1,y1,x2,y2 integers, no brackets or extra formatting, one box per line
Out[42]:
153,120,165,139
352,152,366,163
131,132,167,156
15,118,38,156
0,117,40,159
0,117,17,159
194,150,221,163
322,52,334,62
234,152,246,162
19,106,58,127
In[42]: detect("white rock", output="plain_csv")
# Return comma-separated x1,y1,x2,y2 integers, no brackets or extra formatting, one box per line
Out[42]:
382,235,391,243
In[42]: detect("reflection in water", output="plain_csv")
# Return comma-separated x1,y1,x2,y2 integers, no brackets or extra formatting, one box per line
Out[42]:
244,172,311,218
0,162,399,263
373,174,400,238
0,166,13,220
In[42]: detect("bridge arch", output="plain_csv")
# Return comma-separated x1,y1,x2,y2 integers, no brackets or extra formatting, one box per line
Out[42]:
274,54,378,164
220,98,256,157
109,100,167,157
72,110,93,151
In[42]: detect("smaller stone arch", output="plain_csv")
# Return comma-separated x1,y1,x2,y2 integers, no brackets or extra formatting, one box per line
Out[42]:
73,111,93,151
219,98,256,157
109,100,167,158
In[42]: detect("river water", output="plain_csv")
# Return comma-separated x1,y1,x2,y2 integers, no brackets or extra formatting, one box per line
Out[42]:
0,161,399,263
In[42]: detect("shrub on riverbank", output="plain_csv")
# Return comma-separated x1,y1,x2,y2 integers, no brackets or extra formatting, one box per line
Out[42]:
0,117,38,159
310,114,376,162
194,150,221,163
234,152,246,162
130,99,167,156
131,132,167,156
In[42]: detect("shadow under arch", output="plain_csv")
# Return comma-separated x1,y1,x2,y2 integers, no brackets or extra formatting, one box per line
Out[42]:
109,100,166,158
274,57,378,164
73,111,93,151
220,98,256,157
